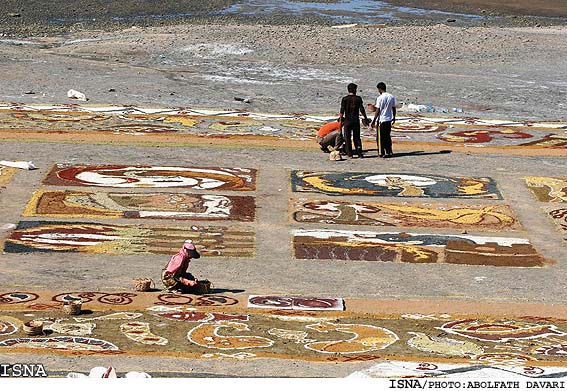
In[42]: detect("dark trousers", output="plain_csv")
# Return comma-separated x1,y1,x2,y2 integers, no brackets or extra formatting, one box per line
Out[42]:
162,271,196,293
377,121,393,156
317,130,344,152
343,121,362,157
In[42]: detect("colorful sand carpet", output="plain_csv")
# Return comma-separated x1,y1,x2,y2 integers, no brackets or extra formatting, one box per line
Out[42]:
2,291,567,366
1,104,566,153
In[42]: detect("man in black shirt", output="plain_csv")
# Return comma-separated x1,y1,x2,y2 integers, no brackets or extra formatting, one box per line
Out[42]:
339,83,370,158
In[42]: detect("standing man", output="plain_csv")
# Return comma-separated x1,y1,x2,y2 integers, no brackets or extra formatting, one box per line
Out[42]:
371,82,396,158
340,83,370,158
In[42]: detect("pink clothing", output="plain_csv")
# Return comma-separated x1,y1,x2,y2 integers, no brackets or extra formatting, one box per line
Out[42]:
166,245,191,273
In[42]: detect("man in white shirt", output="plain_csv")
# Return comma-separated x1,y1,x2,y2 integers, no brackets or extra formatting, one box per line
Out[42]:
371,82,396,158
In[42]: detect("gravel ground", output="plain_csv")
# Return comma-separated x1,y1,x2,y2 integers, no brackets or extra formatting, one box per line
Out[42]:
0,22,566,120
1,0,566,36
1,1,566,121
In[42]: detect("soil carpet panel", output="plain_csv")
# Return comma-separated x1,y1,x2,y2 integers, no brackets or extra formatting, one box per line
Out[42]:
0,104,566,155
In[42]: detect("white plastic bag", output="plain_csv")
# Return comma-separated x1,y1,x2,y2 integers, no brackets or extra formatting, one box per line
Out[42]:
406,104,434,113
67,89,87,101
0,160,37,170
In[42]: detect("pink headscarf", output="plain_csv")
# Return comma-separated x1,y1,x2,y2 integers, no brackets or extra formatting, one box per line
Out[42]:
165,243,193,273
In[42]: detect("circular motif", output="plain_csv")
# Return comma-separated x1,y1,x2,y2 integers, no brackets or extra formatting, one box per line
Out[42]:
52,292,97,304
439,319,565,342
0,292,39,304
249,296,293,308
0,319,18,335
97,293,136,305
436,128,532,144
475,353,534,365
523,366,545,375
393,121,445,133
365,174,437,187
193,295,239,307
416,363,439,371
155,294,194,306
293,298,340,309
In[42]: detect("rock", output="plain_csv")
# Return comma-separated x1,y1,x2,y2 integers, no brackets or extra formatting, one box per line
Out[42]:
234,97,251,103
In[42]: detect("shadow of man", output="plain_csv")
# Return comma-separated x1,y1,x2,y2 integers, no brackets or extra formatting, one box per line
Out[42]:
374,150,452,158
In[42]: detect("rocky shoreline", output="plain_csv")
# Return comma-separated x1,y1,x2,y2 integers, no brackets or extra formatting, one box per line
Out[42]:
0,21,565,121
0,2,566,121
1,0,566,37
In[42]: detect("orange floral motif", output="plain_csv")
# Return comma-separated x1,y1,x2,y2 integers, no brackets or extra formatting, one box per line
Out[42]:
188,321,274,350
304,322,399,354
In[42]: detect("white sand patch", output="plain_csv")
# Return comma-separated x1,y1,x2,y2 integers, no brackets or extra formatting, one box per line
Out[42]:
202,75,272,85
201,64,351,85
182,43,254,58
293,229,532,247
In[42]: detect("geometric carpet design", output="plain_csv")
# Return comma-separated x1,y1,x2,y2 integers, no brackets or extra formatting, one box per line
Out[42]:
0,291,240,311
0,166,16,186
4,220,254,257
291,171,503,199
43,164,257,191
24,190,256,222
1,104,566,152
0,103,566,373
247,295,344,311
525,177,567,203
291,199,520,231
2,303,567,365
293,229,550,267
